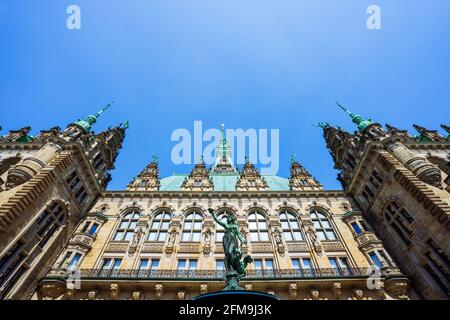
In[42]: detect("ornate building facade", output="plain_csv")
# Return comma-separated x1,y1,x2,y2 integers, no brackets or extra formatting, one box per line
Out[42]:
0,106,448,300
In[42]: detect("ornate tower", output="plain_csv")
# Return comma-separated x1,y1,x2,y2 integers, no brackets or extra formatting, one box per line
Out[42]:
288,155,322,191
322,103,450,299
236,157,269,191
0,103,126,299
213,124,235,174
127,154,161,191
181,157,214,191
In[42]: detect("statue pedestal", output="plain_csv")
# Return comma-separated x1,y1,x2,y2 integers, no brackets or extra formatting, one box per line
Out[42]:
192,290,279,302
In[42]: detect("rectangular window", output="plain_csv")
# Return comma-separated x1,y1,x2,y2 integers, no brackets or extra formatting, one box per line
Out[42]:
151,259,159,270
177,259,186,270
369,252,383,268
81,222,90,233
139,259,148,270
139,258,159,275
216,231,224,242
114,231,124,241
265,259,274,270
177,259,196,272
59,251,72,267
181,232,190,242
189,259,197,270
216,259,225,270
112,259,122,270
254,259,263,270
68,253,82,269
329,257,351,275
302,258,312,270
88,223,99,236
158,231,167,241
101,258,111,270
351,222,362,235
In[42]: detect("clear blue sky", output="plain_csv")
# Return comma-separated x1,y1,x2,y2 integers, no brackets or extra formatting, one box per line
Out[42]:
0,0,449,190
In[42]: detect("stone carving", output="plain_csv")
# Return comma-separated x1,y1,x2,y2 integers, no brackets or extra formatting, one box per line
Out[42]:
306,226,323,256
310,289,320,300
289,283,298,300
272,227,285,256
88,291,97,300
155,284,163,299
141,243,164,253
177,290,185,300
251,243,273,253
286,243,309,252
333,282,342,300
132,291,141,300
178,244,200,253
165,228,178,254
105,243,128,252
202,228,212,256
352,289,364,300
128,226,144,255
200,284,208,295
245,284,253,291
321,241,345,252
110,283,119,300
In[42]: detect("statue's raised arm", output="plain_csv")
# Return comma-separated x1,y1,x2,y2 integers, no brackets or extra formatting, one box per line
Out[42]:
208,208,228,229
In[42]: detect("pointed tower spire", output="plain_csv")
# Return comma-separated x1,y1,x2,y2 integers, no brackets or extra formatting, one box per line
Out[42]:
336,101,374,133
213,123,235,174
120,120,129,130
73,101,113,133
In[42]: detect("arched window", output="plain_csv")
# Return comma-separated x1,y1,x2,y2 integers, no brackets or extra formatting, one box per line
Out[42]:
384,202,414,246
181,211,203,241
310,209,336,240
248,211,269,241
113,210,140,241
215,211,230,242
147,210,172,242
279,210,303,241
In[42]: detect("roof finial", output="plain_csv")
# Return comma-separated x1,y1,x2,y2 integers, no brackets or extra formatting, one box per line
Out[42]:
152,153,159,163
290,154,297,164
120,120,129,129
336,101,355,118
95,101,113,118
312,122,330,129
335,101,373,133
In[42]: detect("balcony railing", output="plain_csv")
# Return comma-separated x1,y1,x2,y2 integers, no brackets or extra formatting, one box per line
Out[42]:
74,267,379,280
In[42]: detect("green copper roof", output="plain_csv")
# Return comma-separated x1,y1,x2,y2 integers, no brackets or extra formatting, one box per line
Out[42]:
15,134,35,143
159,173,290,191
74,102,112,133
336,102,374,133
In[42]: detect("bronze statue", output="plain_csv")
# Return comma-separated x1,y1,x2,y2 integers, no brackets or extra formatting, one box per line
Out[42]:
208,208,253,290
